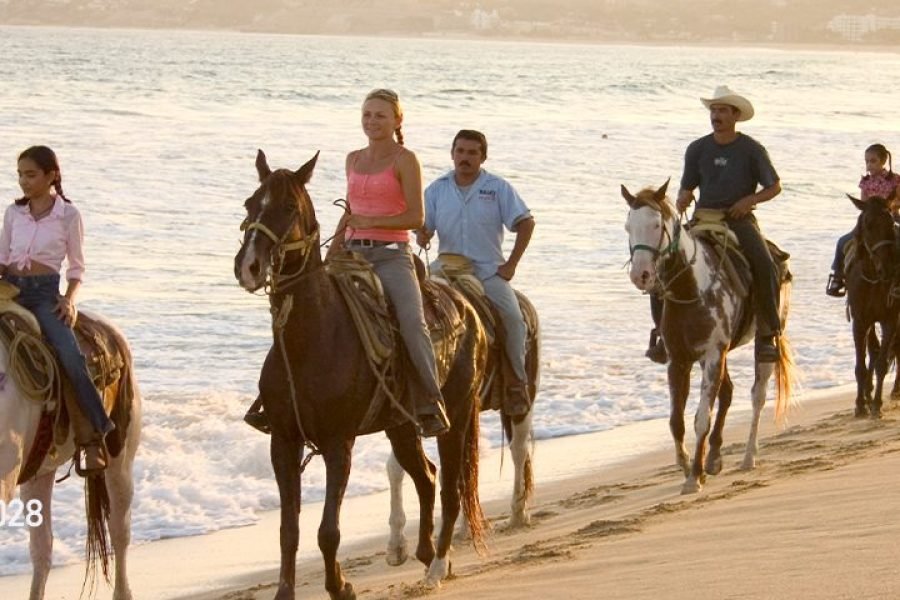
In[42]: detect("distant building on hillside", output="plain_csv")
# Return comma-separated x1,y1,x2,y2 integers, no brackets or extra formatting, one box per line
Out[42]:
827,14,900,42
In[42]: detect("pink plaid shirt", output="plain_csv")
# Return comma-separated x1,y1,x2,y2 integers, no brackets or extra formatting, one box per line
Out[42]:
860,171,900,201
0,196,86,281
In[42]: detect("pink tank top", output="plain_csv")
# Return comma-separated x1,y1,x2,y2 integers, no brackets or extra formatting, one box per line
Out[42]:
346,152,410,243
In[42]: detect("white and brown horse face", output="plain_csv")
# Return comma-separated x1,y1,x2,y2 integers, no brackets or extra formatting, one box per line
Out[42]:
622,181,672,292
234,150,318,292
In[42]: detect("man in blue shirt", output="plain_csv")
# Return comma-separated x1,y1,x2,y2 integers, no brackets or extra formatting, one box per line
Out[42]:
417,130,535,415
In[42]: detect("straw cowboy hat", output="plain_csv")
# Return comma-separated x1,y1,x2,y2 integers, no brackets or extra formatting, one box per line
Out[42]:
701,85,754,121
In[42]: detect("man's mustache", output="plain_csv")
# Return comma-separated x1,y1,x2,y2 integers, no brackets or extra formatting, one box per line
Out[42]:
458,160,472,167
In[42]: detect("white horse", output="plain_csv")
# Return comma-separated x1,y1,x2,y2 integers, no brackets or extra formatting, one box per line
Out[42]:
384,279,539,566
623,181,794,494
0,310,141,600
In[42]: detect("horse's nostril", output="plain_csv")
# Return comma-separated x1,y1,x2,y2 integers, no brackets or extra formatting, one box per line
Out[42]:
249,261,260,277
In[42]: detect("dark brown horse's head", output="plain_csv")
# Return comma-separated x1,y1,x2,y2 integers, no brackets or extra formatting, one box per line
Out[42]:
850,192,897,281
235,150,320,292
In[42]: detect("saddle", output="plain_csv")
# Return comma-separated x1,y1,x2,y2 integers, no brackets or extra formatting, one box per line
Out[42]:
431,253,538,411
325,251,465,433
0,281,134,483
689,209,792,299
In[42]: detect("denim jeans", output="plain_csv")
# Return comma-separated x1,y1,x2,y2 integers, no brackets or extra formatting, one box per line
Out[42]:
5,273,111,435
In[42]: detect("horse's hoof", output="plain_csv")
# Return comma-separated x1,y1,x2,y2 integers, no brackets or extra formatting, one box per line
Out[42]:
855,406,868,418
385,541,408,566
870,409,884,420
424,557,450,588
705,456,723,476
740,457,756,471
330,582,356,600
681,479,701,495
507,512,532,529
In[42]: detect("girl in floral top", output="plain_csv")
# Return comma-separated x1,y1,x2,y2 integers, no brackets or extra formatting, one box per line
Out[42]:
826,144,900,297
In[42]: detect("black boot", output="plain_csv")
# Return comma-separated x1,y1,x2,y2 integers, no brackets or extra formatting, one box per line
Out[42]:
418,396,451,438
244,396,271,434
503,382,531,417
826,272,845,297
645,328,668,364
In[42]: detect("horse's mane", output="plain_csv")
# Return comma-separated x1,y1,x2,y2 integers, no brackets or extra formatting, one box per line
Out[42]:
632,187,675,221
267,168,318,234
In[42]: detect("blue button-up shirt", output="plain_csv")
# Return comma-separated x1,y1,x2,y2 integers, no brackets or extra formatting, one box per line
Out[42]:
424,168,531,281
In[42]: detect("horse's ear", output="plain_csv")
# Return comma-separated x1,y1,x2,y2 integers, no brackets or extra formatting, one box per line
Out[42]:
655,178,671,202
256,149,272,182
846,193,865,211
621,184,637,207
294,151,320,186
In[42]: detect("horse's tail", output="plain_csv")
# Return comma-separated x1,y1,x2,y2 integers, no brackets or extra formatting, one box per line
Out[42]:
80,473,112,598
461,379,489,556
773,279,798,426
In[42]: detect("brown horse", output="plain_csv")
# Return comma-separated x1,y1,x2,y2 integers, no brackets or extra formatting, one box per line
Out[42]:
844,193,900,418
233,151,488,600
624,181,795,494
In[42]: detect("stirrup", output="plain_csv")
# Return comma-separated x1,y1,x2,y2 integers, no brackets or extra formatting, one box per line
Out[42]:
645,329,668,364
75,441,109,477
825,273,846,297
244,409,272,434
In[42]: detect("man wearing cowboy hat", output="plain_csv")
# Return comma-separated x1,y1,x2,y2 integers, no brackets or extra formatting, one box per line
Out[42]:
658,85,781,363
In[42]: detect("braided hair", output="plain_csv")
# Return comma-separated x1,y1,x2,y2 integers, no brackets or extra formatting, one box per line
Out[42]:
365,88,404,146
15,145,71,205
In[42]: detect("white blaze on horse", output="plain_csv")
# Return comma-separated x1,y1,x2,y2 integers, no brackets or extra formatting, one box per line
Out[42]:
0,301,140,600
623,180,795,494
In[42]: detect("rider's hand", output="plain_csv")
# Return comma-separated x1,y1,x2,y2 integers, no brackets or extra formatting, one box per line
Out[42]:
416,229,433,248
727,196,756,219
676,190,694,213
496,262,516,281
55,295,77,328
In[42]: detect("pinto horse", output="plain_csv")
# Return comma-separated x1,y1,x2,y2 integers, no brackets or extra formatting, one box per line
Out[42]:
0,310,140,600
845,193,900,418
623,180,794,494
234,151,488,600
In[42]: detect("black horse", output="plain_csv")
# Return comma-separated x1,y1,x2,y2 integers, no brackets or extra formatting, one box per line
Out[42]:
845,192,900,418
233,151,488,599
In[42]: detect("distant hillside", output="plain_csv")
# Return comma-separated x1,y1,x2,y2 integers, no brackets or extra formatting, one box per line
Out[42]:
2,0,899,44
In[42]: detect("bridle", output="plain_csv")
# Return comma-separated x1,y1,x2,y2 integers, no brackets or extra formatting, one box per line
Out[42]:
629,208,699,304
857,211,896,285
241,197,321,294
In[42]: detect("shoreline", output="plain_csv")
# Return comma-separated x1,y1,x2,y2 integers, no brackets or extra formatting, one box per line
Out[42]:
0,22,897,55
0,384,871,599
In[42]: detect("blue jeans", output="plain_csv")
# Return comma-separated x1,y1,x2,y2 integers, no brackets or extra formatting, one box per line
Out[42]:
5,274,112,436
832,230,854,275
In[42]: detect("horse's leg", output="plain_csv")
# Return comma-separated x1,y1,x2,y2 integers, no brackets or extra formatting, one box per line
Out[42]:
853,320,871,417
507,410,534,528
425,418,469,589
384,451,409,566
667,360,692,477
271,432,302,600
385,426,436,567
871,322,895,419
892,335,900,400
684,355,725,495
21,472,54,600
705,362,733,476
742,361,775,470
105,446,136,600
318,438,356,600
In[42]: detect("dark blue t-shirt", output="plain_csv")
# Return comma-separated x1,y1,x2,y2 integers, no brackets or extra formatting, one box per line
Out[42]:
680,133,779,209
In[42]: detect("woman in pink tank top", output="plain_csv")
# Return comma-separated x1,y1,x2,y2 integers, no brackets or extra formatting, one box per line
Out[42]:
329,89,449,437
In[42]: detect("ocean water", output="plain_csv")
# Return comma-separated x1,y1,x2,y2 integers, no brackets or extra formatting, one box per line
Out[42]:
0,25,899,578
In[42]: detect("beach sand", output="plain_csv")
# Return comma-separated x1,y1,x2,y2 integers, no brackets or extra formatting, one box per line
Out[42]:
5,385,900,599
